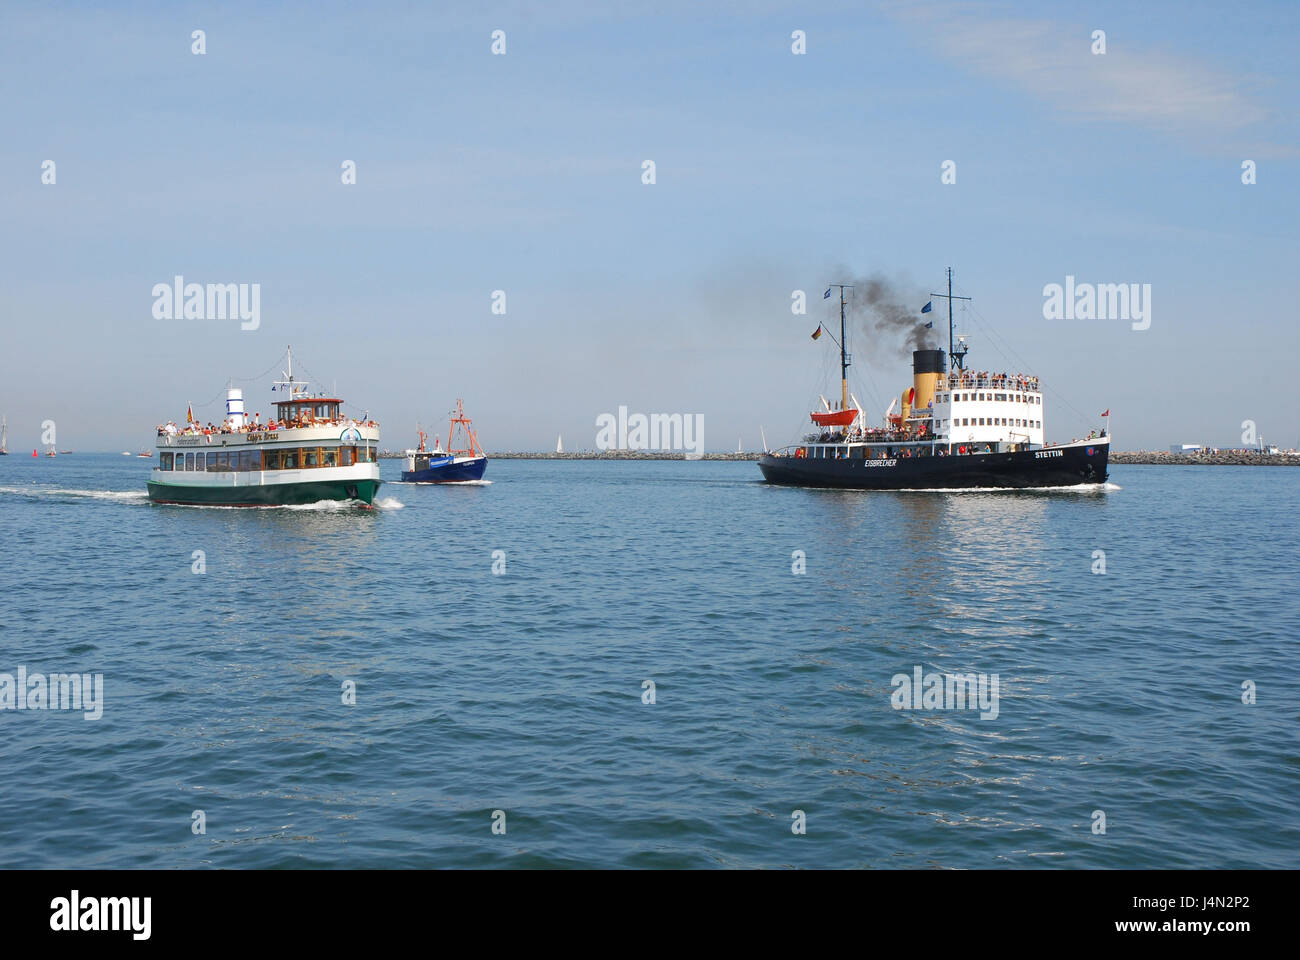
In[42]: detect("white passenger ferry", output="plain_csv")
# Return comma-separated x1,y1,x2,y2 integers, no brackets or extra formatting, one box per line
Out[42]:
147,349,382,506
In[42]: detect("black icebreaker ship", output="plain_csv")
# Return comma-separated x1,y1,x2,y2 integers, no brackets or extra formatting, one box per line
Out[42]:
758,270,1110,490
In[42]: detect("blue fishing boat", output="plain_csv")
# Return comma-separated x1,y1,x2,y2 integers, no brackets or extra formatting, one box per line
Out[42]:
399,399,487,483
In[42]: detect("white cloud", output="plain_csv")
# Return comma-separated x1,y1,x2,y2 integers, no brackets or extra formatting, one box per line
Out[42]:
888,2,1278,145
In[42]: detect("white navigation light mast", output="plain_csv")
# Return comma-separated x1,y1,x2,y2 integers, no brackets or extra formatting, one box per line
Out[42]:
273,345,310,397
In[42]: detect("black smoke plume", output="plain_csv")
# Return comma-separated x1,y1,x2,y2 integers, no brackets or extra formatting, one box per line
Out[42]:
825,272,937,356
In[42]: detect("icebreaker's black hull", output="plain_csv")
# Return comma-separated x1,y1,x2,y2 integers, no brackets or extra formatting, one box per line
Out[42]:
758,441,1108,489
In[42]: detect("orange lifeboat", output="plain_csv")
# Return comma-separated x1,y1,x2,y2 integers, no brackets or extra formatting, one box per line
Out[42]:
810,409,859,427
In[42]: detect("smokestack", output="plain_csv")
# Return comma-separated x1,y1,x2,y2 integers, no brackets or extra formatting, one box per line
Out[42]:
911,349,946,415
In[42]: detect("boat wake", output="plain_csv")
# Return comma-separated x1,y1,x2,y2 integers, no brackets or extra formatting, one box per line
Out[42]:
406,479,492,486
0,485,149,503
884,481,1120,494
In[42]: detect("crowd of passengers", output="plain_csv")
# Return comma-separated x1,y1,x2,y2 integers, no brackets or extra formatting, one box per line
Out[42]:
946,371,1039,392
157,413,378,437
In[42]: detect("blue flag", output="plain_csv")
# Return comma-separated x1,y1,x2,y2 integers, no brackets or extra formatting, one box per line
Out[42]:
921,300,933,313
824,288,832,299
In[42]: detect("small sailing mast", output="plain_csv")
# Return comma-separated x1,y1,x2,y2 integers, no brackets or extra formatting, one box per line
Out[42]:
825,283,853,410
0,415,7,454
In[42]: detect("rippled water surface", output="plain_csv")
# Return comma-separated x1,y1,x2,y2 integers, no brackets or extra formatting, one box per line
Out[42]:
1,455,1296,868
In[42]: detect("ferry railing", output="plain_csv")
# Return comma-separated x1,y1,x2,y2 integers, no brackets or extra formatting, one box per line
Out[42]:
943,376,1040,392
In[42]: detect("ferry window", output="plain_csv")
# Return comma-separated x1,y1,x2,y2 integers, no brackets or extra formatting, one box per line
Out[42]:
216,452,228,471
206,452,218,471
284,451,298,469
161,452,173,470
368,447,376,462
977,393,983,401
238,451,251,472
265,451,279,470
340,446,353,466
249,450,262,470
324,449,337,467
305,448,318,467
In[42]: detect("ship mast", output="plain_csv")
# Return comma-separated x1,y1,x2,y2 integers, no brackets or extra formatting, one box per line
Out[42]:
826,283,853,410
930,268,972,372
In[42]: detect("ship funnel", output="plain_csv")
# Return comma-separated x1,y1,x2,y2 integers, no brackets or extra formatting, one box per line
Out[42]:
226,387,247,429
911,349,946,419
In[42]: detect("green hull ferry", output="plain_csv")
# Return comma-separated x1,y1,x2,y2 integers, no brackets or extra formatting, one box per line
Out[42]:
146,348,383,508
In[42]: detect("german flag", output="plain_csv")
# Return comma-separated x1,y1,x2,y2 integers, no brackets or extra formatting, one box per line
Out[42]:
810,325,822,340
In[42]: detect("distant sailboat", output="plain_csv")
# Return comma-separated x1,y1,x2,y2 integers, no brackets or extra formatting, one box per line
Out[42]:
736,436,742,454
0,415,7,454
556,435,563,454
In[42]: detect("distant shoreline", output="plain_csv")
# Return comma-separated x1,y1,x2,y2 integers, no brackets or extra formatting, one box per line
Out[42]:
1109,452,1300,466
369,450,1300,465
377,451,762,461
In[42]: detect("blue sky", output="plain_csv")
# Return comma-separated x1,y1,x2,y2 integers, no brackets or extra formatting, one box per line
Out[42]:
2,0,1297,451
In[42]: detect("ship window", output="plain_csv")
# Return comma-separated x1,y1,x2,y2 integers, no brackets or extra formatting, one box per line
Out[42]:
161,452,173,470
265,451,279,470
249,450,262,470
284,451,299,469
324,449,338,467
340,446,353,466
238,451,251,471
304,448,318,467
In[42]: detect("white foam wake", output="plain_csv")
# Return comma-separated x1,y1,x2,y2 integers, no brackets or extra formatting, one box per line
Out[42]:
0,486,148,502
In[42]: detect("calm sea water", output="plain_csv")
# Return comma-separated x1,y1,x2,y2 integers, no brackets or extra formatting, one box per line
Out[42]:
1,455,1296,869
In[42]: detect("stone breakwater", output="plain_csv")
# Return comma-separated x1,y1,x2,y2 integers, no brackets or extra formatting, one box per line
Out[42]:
376,450,1299,465
1111,452,1300,466
379,450,761,461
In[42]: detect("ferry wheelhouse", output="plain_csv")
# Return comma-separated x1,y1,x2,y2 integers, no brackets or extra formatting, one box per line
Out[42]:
146,349,382,506
758,271,1110,489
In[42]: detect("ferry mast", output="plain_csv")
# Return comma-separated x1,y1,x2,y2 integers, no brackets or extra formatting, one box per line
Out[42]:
826,283,853,410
